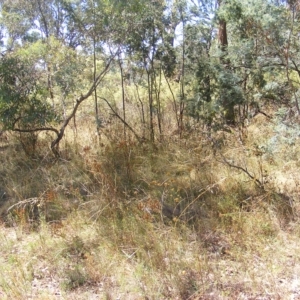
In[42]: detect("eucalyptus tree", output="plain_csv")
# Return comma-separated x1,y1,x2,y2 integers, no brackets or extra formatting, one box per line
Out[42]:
0,0,83,47
184,0,298,126
223,0,300,116
1,0,297,156
183,0,238,125
65,0,114,134
0,0,116,156
183,0,217,124
100,0,182,142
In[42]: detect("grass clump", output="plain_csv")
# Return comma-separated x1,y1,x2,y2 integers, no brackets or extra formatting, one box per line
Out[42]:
0,113,298,299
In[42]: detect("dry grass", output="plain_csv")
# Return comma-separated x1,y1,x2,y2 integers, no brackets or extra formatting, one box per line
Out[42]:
0,108,299,299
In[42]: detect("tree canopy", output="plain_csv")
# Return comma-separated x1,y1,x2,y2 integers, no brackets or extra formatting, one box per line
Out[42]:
0,0,298,154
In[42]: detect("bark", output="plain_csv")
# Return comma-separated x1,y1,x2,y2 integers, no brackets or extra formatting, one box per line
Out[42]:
218,0,235,125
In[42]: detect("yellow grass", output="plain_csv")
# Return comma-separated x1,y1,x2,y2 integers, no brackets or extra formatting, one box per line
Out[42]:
0,106,299,299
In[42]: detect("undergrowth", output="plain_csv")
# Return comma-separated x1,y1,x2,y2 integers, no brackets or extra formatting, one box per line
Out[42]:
0,113,298,299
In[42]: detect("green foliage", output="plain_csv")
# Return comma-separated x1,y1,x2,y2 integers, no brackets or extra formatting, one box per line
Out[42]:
0,0,299,142
0,55,56,130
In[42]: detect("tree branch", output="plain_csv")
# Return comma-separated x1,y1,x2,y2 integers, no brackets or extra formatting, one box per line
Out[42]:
51,56,115,156
100,96,145,143
218,154,264,189
13,127,59,136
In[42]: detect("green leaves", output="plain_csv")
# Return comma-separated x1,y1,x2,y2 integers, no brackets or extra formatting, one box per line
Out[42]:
0,55,56,130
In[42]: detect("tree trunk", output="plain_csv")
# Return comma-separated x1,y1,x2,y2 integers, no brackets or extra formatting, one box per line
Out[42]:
218,0,235,125
118,56,127,139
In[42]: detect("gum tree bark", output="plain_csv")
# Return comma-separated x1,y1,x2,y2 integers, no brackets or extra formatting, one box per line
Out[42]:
218,0,235,125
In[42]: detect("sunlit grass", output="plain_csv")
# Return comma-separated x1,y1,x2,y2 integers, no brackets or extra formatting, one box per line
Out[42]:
0,109,299,298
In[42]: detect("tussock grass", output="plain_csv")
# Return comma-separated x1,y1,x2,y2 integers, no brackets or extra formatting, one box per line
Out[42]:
0,111,299,299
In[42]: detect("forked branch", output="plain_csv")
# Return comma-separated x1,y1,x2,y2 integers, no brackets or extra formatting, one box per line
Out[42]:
219,154,264,189
51,56,114,156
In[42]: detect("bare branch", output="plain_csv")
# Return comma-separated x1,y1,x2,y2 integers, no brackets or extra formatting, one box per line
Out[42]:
100,96,145,143
51,56,115,156
13,127,59,136
218,154,264,189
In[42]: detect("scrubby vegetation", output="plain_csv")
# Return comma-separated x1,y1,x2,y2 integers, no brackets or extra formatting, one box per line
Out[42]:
1,0,300,299
1,110,300,299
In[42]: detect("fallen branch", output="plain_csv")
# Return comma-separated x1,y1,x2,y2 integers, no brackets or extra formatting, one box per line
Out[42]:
218,154,264,189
